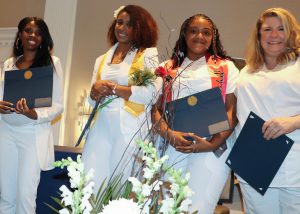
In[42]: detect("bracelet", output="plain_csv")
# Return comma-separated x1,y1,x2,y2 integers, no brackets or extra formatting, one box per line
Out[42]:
112,83,118,95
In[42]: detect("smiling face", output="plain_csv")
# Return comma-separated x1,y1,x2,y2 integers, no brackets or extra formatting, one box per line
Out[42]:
260,16,286,59
114,11,133,45
20,20,42,52
185,17,213,60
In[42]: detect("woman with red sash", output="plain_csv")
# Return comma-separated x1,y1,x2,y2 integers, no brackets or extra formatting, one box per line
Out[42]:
82,5,162,194
152,14,239,213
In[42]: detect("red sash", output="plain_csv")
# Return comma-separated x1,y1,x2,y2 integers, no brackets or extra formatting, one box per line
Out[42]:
161,53,228,103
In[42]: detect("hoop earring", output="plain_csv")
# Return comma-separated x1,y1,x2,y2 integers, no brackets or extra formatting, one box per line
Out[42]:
15,37,20,50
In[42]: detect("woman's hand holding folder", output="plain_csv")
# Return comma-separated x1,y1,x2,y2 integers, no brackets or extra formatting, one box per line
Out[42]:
13,98,37,120
167,130,193,148
0,100,14,114
175,133,215,153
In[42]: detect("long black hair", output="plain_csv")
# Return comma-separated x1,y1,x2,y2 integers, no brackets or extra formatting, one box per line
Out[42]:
13,17,54,68
171,14,230,68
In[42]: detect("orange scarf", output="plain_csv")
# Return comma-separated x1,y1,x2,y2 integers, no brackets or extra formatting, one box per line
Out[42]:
162,53,228,103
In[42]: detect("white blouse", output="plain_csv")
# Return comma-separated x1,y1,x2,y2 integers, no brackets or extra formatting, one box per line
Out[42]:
235,58,300,186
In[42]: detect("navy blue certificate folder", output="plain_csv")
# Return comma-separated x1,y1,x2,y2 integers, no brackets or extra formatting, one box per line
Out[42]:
166,87,229,138
226,112,294,195
3,66,53,108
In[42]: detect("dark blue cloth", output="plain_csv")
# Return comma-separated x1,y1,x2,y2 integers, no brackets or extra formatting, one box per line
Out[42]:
36,147,81,214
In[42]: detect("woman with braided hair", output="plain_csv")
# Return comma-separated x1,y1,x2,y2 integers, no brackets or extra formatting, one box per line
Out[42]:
152,14,239,213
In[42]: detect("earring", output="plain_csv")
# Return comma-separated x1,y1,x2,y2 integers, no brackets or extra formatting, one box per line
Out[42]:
15,37,20,50
39,45,42,49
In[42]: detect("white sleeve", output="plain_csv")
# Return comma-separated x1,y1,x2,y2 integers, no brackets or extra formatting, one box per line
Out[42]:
34,56,64,124
0,58,14,121
226,60,239,94
86,55,103,107
234,66,248,96
129,47,163,105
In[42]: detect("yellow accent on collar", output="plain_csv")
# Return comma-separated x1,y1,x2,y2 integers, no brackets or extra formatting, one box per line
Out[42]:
96,49,146,117
96,53,108,81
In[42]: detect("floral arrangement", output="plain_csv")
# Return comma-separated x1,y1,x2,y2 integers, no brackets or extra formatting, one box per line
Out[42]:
126,139,193,214
51,139,193,214
128,68,157,87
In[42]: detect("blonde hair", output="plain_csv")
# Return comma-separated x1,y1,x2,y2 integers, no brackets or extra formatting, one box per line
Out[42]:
246,8,300,72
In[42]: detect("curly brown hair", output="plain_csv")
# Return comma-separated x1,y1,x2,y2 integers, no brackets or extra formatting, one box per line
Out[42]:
107,5,158,49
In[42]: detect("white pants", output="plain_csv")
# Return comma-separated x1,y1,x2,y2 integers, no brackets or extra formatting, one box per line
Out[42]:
240,183,300,214
164,145,230,214
82,108,144,194
0,122,41,214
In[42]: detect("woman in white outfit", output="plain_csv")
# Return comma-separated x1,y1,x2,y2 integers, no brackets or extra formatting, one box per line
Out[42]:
0,17,64,214
82,5,162,193
234,8,300,214
152,14,239,213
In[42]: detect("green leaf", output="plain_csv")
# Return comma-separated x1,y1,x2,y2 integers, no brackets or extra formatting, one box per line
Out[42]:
45,195,66,213
91,173,127,213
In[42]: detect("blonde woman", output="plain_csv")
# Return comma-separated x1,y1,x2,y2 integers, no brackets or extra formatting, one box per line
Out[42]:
235,8,300,214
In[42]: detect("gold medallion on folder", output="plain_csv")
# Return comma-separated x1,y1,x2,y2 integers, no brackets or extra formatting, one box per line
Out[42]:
187,95,197,106
24,70,33,79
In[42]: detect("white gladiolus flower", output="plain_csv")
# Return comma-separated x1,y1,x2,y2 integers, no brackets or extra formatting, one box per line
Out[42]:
152,180,162,191
59,208,70,214
80,194,93,214
59,185,73,206
183,185,194,198
170,183,180,196
143,167,155,180
85,168,95,182
128,177,142,193
160,197,175,213
141,184,151,197
179,198,192,212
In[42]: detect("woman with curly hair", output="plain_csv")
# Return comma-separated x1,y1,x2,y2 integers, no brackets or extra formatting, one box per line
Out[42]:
82,5,162,193
152,14,239,213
